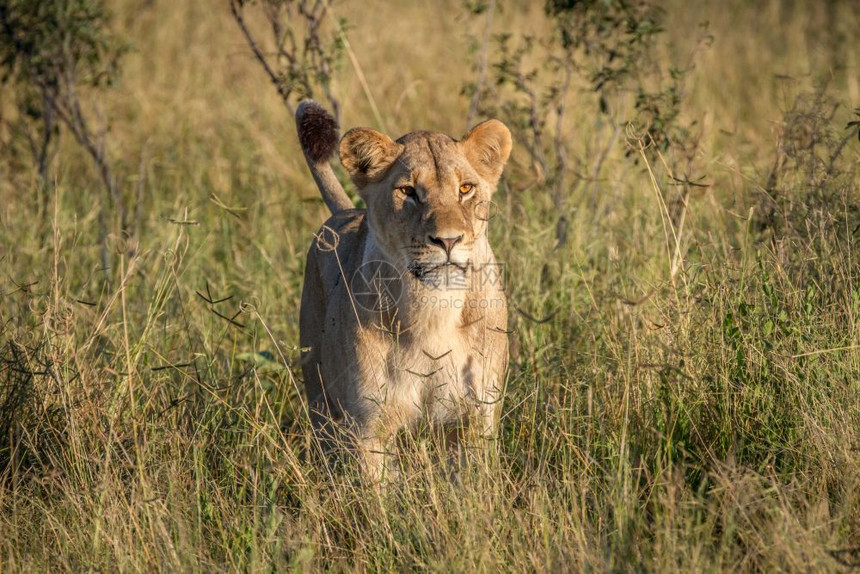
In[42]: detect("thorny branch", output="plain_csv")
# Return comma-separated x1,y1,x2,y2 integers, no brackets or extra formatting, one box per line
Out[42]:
229,0,342,123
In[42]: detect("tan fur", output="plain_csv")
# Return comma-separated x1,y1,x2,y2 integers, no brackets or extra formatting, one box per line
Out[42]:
299,118,512,481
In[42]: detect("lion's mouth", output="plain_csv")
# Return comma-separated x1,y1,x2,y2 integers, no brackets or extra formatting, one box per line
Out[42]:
408,260,470,282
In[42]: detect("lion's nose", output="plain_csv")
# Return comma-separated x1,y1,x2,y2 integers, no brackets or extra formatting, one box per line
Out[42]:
428,234,463,257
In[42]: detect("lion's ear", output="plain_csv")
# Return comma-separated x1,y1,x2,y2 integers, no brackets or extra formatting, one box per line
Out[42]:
340,128,403,188
460,119,512,187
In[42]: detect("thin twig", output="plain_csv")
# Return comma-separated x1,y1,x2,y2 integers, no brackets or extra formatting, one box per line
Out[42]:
230,0,295,116
791,344,860,359
466,0,496,128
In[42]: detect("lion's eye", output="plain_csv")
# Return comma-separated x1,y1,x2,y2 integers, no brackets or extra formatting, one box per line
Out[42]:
396,186,417,198
459,183,475,195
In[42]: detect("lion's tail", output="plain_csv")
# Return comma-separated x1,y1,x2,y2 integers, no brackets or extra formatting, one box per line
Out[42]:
295,100,354,215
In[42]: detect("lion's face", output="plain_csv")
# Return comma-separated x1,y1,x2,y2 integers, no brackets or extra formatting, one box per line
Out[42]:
340,121,512,290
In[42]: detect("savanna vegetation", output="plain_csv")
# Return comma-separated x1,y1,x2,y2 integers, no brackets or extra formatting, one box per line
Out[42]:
1,0,859,570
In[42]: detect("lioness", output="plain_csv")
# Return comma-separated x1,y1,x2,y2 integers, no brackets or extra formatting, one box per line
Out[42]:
296,101,510,480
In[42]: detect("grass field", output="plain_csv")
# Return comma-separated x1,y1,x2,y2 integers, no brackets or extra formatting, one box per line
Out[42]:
1,0,859,571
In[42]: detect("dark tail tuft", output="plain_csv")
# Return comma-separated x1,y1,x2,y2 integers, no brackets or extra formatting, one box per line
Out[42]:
295,100,353,214
297,100,340,164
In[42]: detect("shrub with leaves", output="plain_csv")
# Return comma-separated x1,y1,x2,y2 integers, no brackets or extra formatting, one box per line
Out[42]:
465,0,709,247
0,0,125,193
0,0,127,272
230,0,346,124
756,85,860,246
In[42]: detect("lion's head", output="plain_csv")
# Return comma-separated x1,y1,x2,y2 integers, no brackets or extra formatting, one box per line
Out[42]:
339,120,512,290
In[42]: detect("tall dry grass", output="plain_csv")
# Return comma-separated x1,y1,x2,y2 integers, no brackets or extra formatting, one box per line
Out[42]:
1,0,859,571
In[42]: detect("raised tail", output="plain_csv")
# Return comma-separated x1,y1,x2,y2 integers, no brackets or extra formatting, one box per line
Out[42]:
296,100,354,214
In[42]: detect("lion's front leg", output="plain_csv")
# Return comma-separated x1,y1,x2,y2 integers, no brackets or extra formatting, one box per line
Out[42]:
354,427,400,485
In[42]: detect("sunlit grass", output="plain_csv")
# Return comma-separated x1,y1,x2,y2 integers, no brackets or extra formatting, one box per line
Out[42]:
1,0,859,571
